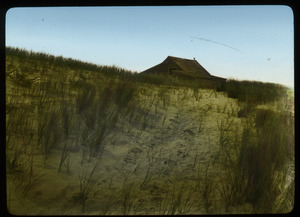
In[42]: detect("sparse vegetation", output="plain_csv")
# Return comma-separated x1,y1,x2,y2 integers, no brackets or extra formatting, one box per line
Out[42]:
6,47,294,215
73,163,98,212
121,180,139,215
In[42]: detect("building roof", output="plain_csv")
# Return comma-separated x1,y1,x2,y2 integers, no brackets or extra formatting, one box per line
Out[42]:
141,56,221,80
140,56,226,89
168,56,211,77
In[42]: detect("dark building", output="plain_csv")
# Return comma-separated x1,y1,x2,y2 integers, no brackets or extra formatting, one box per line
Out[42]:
141,56,226,88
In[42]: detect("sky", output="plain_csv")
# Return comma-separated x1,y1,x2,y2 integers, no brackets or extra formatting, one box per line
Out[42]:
6,6,294,87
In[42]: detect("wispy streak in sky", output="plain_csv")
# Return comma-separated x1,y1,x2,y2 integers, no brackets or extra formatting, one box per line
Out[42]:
190,36,242,52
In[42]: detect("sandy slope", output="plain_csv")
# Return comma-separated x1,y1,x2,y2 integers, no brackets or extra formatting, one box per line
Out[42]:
6,85,290,215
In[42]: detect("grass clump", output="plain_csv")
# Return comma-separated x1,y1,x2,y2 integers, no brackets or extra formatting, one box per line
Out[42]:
121,180,139,215
216,108,294,213
224,79,288,104
158,180,194,215
76,84,97,115
38,109,62,166
73,163,98,213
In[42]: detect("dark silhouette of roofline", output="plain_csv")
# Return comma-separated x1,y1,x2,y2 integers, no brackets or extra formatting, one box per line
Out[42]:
141,56,226,81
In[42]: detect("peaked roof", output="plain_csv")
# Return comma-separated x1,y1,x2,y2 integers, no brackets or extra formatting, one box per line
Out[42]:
141,56,213,79
168,56,211,76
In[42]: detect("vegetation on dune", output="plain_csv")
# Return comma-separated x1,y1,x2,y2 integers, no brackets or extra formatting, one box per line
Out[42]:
6,46,136,80
6,47,294,215
6,46,290,94
215,108,294,213
5,47,220,89
223,79,288,104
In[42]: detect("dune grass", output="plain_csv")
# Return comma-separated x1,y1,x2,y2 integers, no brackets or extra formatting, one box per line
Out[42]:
6,47,294,215
73,163,99,213
224,79,288,104
214,106,294,213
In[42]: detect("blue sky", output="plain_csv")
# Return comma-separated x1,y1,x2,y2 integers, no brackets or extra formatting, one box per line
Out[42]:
6,6,294,87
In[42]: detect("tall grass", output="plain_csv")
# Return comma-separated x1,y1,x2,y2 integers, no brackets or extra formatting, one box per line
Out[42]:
224,79,288,104
60,101,72,139
100,191,118,215
76,84,97,115
158,180,194,215
216,108,294,213
6,46,294,214
73,163,98,213
121,180,138,215
6,46,226,90
38,109,62,166
244,109,293,212
6,46,127,74
198,165,217,213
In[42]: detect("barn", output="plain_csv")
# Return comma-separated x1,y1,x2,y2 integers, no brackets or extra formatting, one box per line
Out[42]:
140,56,226,88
